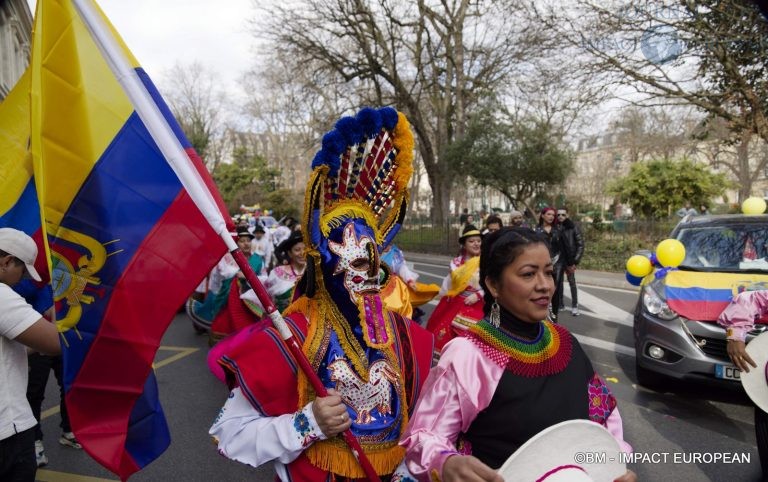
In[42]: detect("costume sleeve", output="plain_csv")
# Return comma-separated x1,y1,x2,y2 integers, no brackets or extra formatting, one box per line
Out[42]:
217,254,241,280
397,262,419,284
605,407,633,454
587,372,632,454
438,273,451,297
716,290,768,342
209,388,327,467
574,225,585,265
400,338,501,481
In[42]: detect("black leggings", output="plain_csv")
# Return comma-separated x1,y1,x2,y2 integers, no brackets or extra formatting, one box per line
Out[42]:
551,263,565,320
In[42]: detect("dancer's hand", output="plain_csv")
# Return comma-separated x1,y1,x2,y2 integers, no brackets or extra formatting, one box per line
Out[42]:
312,389,352,437
442,455,503,482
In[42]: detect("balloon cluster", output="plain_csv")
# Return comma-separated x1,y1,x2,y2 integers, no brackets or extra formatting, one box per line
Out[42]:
625,239,686,286
741,197,767,215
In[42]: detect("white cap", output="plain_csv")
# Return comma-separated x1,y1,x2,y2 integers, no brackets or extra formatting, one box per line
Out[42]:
0,228,42,281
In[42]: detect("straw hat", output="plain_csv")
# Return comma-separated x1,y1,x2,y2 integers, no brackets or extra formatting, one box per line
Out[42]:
497,419,626,482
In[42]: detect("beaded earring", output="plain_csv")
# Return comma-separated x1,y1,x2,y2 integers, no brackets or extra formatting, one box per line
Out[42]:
490,299,501,328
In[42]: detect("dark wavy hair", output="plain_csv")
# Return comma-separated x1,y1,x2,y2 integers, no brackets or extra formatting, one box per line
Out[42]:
479,227,549,316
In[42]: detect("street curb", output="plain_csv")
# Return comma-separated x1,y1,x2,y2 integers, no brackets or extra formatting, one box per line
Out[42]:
404,250,638,291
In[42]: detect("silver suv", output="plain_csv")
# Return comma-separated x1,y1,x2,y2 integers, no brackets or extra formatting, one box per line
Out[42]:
633,214,768,387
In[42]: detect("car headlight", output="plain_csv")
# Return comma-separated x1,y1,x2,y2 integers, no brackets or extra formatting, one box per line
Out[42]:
642,286,678,320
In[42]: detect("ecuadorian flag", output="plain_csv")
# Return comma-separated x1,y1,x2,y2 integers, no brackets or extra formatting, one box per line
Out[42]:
665,270,768,321
28,0,231,478
0,70,51,284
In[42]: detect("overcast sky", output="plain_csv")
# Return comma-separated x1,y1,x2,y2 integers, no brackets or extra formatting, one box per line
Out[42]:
26,0,256,97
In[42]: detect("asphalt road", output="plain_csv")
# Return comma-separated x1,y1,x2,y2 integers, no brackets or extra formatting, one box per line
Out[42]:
32,252,762,481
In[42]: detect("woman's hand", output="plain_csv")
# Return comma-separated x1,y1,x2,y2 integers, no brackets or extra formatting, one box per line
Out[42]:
614,469,637,481
464,293,480,306
311,389,352,438
442,455,503,482
727,340,757,373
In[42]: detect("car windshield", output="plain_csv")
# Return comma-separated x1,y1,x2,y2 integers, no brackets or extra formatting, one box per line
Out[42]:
677,224,768,272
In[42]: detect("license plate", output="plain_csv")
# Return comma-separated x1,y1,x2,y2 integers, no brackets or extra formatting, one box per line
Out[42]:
714,364,741,380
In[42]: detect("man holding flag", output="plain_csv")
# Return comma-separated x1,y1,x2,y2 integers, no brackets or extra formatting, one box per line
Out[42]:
0,228,61,481
20,0,232,479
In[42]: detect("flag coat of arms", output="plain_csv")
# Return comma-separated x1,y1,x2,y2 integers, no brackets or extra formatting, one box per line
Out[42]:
24,0,232,478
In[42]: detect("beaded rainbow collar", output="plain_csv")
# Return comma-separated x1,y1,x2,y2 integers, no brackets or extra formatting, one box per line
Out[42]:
465,319,572,377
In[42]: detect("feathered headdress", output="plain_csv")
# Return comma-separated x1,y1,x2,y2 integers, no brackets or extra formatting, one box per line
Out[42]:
302,107,414,252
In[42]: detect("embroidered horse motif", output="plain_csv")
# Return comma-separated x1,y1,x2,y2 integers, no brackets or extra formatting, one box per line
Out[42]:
328,358,399,424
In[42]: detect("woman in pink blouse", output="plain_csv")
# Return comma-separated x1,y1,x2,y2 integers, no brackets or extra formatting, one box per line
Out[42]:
400,227,636,481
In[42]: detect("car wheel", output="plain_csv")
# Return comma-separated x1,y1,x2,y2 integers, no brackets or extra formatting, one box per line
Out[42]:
635,358,669,390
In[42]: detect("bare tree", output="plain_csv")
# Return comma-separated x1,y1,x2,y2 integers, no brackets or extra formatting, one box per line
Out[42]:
533,0,768,202
252,0,548,223
163,62,228,171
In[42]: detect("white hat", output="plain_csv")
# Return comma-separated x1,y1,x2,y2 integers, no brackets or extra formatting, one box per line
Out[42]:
742,331,768,413
498,419,626,482
0,228,42,282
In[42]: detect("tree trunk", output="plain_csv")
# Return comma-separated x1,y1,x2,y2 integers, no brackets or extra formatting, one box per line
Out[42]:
736,132,752,203
427,167,453,224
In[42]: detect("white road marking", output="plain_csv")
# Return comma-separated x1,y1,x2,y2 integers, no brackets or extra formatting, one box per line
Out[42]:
573,333,636,357
582,284,640,294
412,261,453,269
414,269,446,280
564,289,635,327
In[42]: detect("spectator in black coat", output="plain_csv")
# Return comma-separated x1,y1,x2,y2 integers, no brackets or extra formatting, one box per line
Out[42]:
534,207,571,322
557,207,585,316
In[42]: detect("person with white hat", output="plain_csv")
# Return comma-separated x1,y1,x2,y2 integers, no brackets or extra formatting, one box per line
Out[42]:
0,228,61,481
400,227,635,482
717,289,768,480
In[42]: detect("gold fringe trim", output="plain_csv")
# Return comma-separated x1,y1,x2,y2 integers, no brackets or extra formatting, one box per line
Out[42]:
290,289,413,477
319,200,383,244
306,438,405,478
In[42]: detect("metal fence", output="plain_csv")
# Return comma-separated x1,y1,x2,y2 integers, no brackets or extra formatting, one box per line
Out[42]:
397,218,679,272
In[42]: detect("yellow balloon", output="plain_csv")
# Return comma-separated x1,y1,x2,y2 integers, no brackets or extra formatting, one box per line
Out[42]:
741,197,767,215
626,255,653,278
656,239,686,268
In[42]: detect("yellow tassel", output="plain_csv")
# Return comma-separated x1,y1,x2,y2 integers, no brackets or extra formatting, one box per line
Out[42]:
303,167,328,249
306,439,405,478
391,112,415,191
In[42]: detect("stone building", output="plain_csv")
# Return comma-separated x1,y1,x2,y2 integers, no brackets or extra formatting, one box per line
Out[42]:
0,0,32,100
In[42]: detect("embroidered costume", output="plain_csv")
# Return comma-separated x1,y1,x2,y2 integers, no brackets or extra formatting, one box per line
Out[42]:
401,311,631,480
380,245,439,319
209,107,434,481
425,254,484,352
188,249,264,336
265,264,303,313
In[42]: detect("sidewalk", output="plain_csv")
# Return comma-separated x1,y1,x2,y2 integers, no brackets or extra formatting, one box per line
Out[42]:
405,251,636,291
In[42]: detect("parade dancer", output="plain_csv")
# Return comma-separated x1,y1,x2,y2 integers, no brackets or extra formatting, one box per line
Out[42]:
209,107,433,481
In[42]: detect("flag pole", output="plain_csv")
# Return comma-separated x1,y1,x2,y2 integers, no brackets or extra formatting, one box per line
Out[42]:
71,1,382,479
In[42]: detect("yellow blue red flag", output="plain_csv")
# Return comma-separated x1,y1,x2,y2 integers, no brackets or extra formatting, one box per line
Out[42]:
29,0,232,478
664,270,768,321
